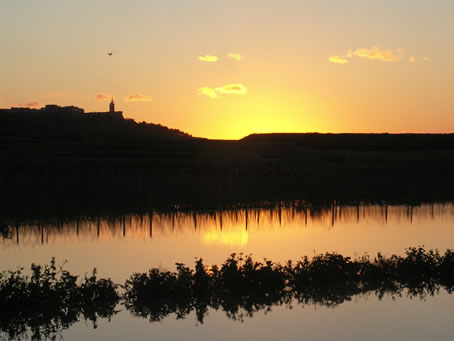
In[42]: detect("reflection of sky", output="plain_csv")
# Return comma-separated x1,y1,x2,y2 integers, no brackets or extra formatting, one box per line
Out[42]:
61,289,454,341
1,203,454,283
2,204,454,341
202,229,248,247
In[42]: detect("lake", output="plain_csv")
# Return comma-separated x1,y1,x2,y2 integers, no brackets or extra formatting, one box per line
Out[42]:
1,201,454,340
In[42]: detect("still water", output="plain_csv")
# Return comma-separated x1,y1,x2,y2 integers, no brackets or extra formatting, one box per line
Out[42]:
1,202,454,340
63,293,454,341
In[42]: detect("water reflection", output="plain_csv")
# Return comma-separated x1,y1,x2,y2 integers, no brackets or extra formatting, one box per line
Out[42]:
0,260,119,341
203,230,249,246
2,202,453,248
2,248,454,340
2,201,454,340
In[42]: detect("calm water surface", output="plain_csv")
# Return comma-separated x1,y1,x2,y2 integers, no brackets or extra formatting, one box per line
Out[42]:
1,202,454,340
2,202,454,281
63,292,454,341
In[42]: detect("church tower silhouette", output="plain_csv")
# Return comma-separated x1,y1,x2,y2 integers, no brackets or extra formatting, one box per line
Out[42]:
109,98,115,113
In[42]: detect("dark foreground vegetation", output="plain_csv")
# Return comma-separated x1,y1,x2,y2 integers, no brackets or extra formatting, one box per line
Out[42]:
0,258,119,340
2,248,454,340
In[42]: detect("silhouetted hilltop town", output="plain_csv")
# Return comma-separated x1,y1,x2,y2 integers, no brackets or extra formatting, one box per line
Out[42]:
0,100,191,143
1,98,123,119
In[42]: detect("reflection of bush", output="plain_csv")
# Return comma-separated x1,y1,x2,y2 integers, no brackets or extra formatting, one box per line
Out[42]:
124,248,454,322
0,258,119,340
2,248,454,338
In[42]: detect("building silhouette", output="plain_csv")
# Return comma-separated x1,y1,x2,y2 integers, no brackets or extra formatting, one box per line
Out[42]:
43,105,84,114
0,100,124,120
110,98,115,113
88,98,123,119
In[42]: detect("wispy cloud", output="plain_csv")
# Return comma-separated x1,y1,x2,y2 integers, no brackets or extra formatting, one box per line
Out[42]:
198,83,247,98
228,52,243,61
21,101,41,109
329,56,349,64
351,47,402,62
198,87,219,98
198,54,218,62
124,93,154,102
423,56,430,62
217,84,247,95
330,46,403,64
43,90,76,98
95,92,113,102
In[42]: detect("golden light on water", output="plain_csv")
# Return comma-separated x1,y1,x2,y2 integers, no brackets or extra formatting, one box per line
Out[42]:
4,204,454,281
202,229,249,247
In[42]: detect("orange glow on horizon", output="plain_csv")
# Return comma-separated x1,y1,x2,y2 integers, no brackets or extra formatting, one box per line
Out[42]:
3,1,453,140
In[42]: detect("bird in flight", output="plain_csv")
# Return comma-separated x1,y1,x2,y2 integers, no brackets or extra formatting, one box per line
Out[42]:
107,52,113,56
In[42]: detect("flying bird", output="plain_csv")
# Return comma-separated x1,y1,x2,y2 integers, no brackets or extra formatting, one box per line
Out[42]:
107,52,113,56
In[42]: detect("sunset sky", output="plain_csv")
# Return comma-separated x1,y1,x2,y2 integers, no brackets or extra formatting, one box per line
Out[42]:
1,0,453,139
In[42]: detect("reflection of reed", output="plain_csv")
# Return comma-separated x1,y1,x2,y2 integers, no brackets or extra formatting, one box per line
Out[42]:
2,202,454,248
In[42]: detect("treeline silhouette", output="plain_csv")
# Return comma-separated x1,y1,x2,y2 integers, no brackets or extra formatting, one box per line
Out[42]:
1,248,454,339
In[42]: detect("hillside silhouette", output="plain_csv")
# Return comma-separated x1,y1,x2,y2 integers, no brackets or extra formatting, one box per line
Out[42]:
242,132,454,150
2,106,454,217
3,107,454,167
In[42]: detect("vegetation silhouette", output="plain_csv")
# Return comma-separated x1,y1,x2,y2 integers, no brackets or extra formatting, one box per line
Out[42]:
0,259,119,340
2,107,454,337
2,107,454,218
124,248,454,323
2,247,454,339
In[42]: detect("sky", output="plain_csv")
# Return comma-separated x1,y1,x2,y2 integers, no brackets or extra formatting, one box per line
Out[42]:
1,0,453,139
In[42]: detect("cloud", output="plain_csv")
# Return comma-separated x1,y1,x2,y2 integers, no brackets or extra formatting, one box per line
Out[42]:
329,55,349,64
198,55,218,62
43,90,76,98
330,47,403,64
22,102,41,109
95,92,113,102
198,87,219,98
351,47,402,62
228,53,243,61
423,56,430,62
124,93,154,102
198,83,247,98
409,56,416,63
216,83,247,95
